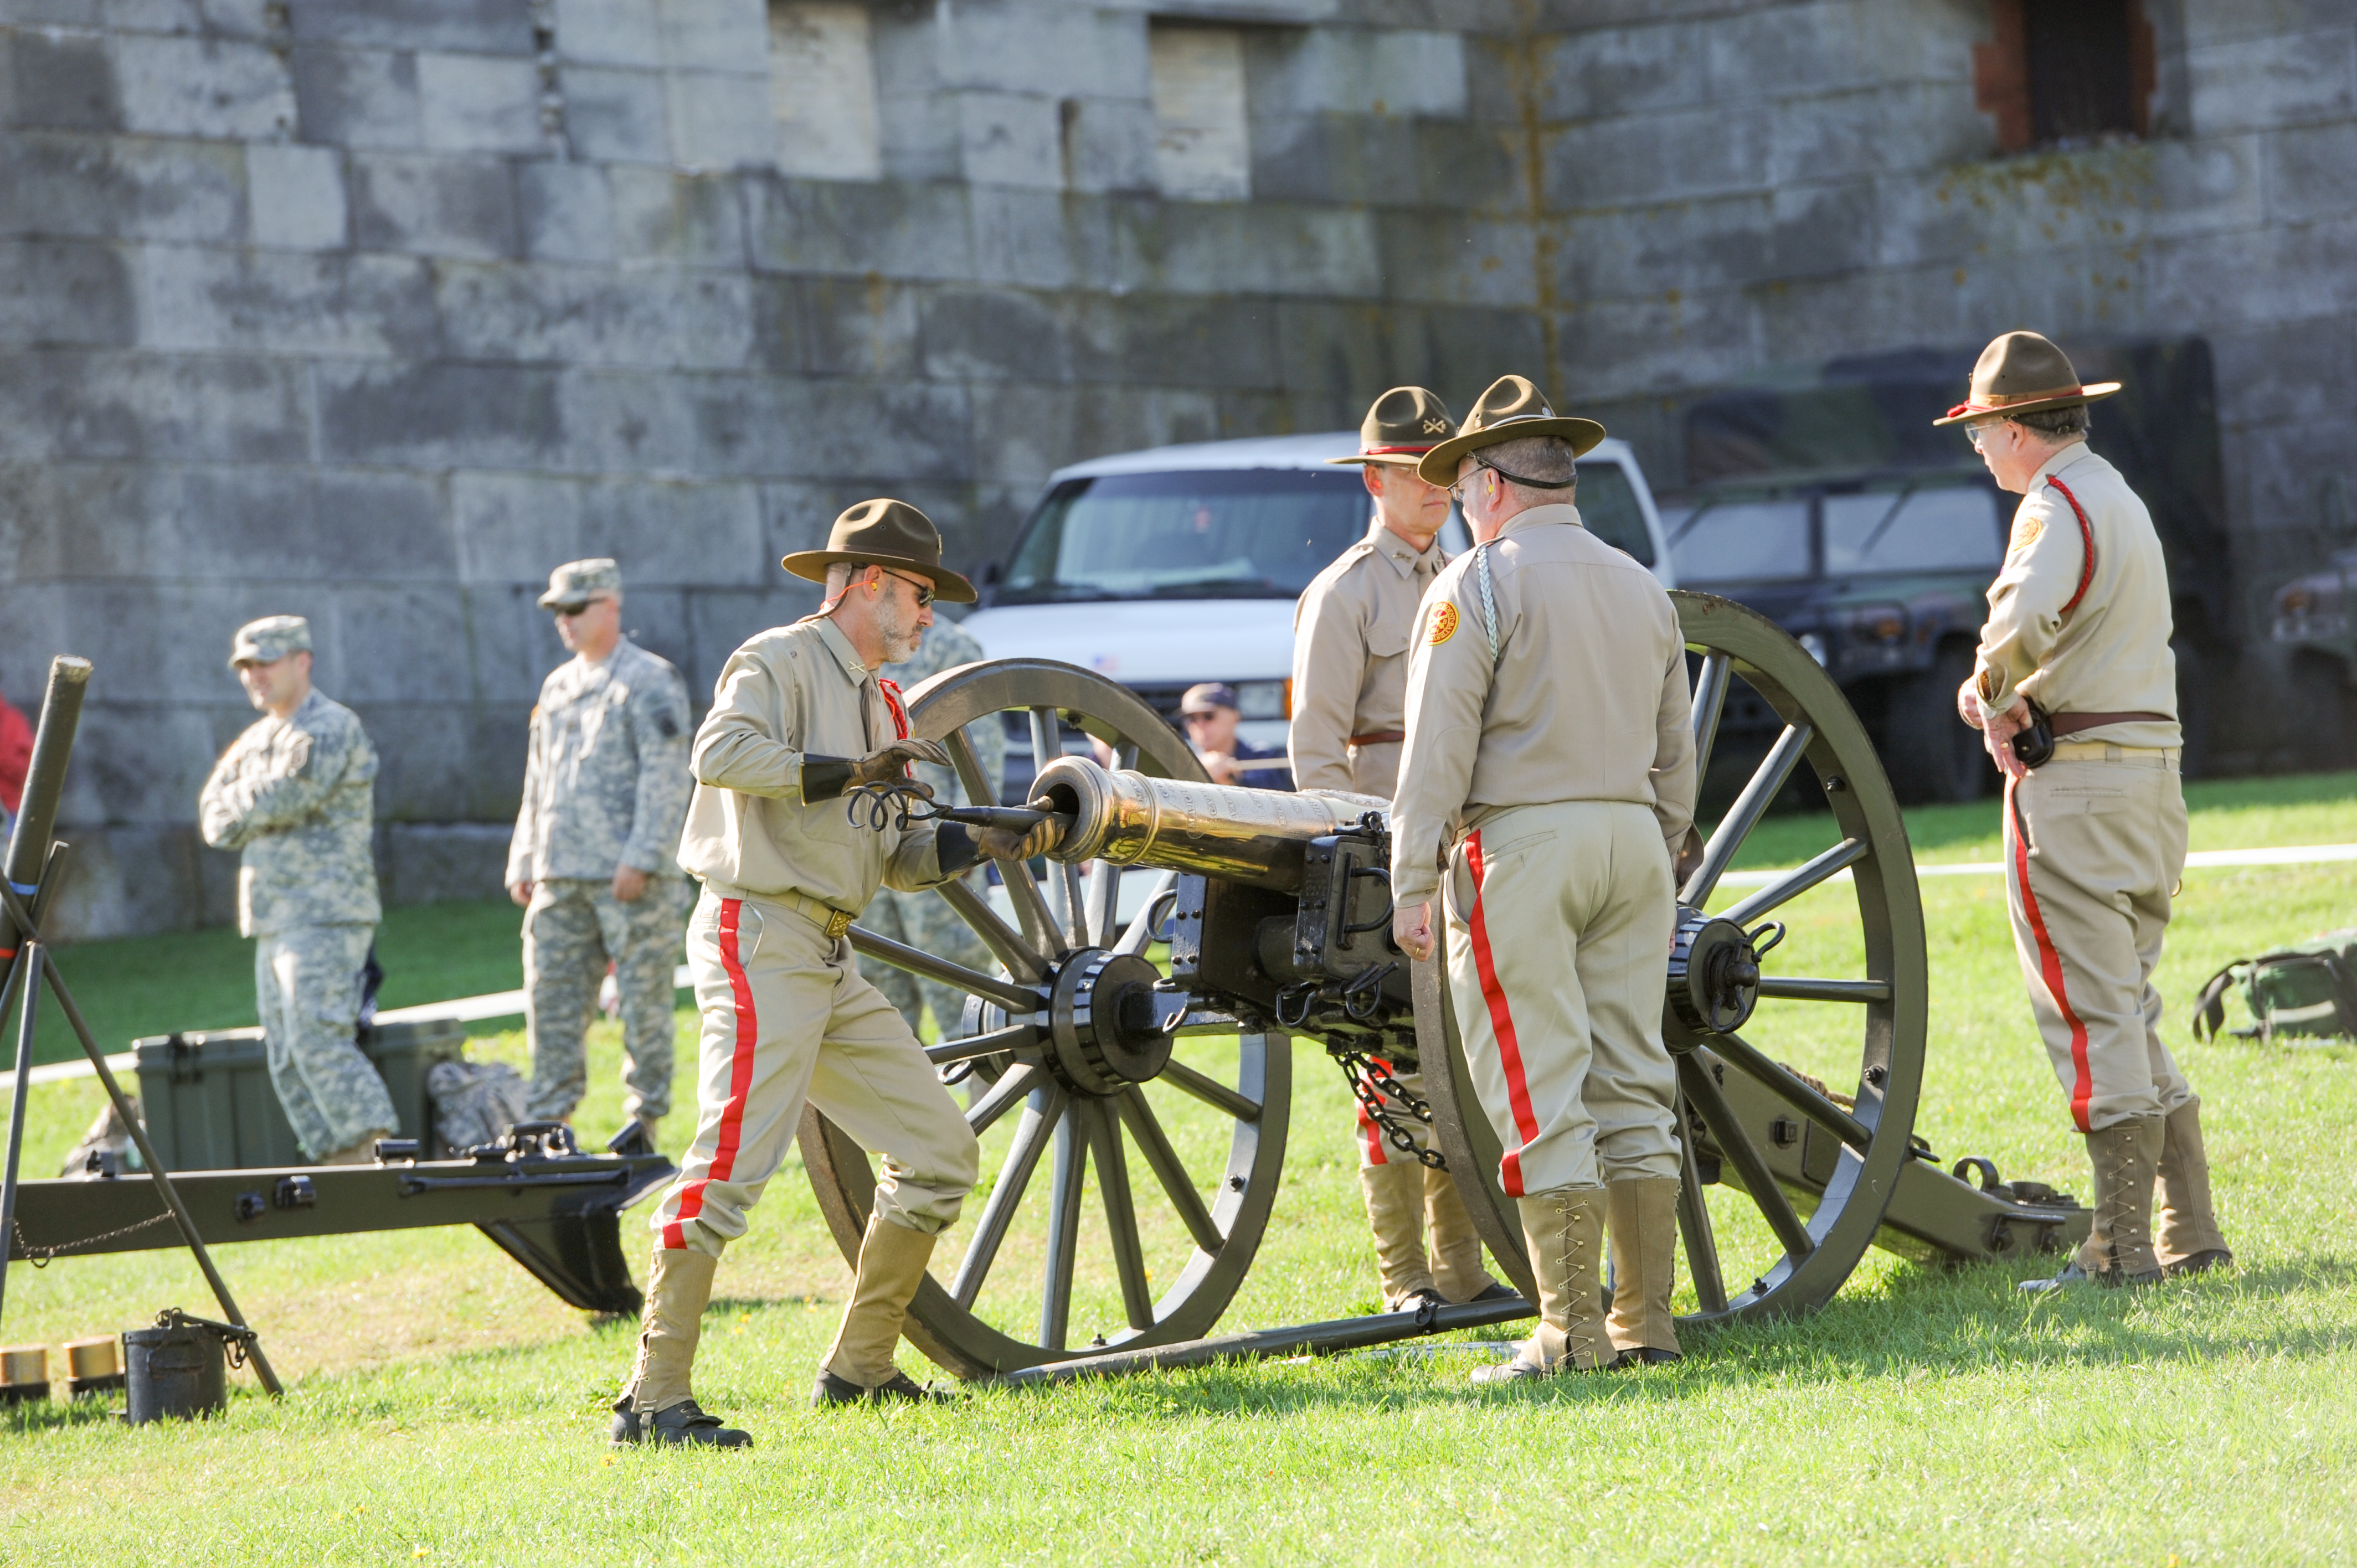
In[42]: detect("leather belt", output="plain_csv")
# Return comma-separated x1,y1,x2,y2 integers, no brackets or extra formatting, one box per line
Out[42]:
2047,741,2179,768
2051,710,2173,737
777,889,857,941
1349,730,1406,746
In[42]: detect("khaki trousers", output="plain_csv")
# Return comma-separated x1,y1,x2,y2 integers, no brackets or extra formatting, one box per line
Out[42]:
2004,752,2195,1133
1442,800,1681,1195
649,889,981,1257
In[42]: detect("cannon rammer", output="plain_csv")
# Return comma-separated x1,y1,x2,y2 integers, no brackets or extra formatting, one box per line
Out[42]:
806,592,2092,1381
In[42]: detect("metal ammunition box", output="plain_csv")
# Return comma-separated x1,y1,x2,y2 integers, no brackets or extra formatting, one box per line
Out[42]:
131,1019,467,1171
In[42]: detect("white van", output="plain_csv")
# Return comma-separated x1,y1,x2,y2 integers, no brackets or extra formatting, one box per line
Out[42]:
961,431,1677,781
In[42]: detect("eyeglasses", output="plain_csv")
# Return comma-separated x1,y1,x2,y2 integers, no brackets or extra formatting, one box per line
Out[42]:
1446,462,1493,504
1967,422,2011,451
878,568,935,608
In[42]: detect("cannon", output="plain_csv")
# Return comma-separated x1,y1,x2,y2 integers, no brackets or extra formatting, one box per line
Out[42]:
802,592,2093,1380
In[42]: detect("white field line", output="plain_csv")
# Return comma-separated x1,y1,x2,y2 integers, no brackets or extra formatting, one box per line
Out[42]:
11,848,2356,1094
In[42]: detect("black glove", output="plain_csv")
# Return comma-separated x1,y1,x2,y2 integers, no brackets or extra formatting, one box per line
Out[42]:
803,737,955,801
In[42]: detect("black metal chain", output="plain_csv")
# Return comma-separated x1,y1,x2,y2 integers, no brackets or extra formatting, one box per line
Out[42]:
11,1209,174,1268
1335,1050,1445,1170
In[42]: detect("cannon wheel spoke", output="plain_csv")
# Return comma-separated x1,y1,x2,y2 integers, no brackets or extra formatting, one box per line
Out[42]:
1676,1109,1727,1314
846,925,1036,1014
1682,721,1814,908
1681,1056,1814,1262
1161,1058,1263,1124
1690,649,1731,785
1083,1101,1156,1331
1038,1106,1087,1350
1116,1086,1223,1253
951,1087,1066,1308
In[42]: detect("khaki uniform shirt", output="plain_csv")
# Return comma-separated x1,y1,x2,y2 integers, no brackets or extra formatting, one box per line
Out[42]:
1290,518,1449,798
1974,443,2180,751
1390,504,1696,908
880,616,1006,807
676,617,943,912
506,636,694,886
197,688,382,937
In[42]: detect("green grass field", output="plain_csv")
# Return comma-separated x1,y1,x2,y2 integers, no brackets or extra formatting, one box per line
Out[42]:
3,775,2356,1564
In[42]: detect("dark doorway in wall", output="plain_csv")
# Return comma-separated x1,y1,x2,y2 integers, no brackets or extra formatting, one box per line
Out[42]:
1975,0,2156,152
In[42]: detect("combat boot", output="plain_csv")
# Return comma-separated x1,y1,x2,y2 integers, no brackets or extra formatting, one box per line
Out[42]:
1423,1163,1505,1304
1470,1185,1606,1384
611,1247,751,1448
2023,1115,2165,1292
317,1129,393,1165
1358,1160,1439,1311
1605,1177,1683,1366
2155,1101,2232,1277
815,1211,950,1403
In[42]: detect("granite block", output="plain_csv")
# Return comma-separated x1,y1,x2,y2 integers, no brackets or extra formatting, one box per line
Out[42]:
0,131,246,243
2,26,120,131
292,43,423,149
137,245,440,357
577,476,765,585
248,141,349,250
435,259,754,369
287,0,536,56
316,359,564,466
348,149,518,257
560,64,670,162
552,0,660,68
664,65,771,169
515,157,614,262
116,30,293,138
0,238,136,347
417,48,542,153
0,348,311,462
608,164,744,266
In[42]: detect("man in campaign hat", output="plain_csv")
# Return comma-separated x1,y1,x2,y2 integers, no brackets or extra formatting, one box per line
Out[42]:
507,559,696,1144
1393,375,1697,1381
198,616,401,1164
612,500,1060,1447
1292,388,1504,1313
1941,331,2231,1291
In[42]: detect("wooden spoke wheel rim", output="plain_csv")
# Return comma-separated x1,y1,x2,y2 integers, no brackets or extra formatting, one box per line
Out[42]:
797,659,1293,1378
1422,592,1929,1325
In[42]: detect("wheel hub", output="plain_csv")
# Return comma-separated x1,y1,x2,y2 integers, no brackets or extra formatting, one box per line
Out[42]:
1045,949,1170,1096
1666,906,1763,1036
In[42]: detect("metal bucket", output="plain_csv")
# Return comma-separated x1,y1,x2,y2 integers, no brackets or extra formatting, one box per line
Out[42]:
123,1311,229,1422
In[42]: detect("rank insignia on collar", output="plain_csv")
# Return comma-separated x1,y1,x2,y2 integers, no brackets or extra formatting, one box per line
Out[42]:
1429,602,1459,645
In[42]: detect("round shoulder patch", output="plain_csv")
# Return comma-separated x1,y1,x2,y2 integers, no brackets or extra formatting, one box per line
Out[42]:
1428,602,1459,646
2009,512,2045,554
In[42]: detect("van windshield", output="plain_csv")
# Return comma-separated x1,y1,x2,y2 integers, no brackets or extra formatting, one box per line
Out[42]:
999,470,1371,605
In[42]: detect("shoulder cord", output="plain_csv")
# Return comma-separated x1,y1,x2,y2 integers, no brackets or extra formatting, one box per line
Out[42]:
2044,477,2097,615
877,677,909,740
1474,543,1501,664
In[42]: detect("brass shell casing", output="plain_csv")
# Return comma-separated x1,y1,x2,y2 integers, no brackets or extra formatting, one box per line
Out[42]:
1031,756,1387,892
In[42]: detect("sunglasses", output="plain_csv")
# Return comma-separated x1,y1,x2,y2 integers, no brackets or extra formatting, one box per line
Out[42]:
1967,422,2011,451
878,568,935,608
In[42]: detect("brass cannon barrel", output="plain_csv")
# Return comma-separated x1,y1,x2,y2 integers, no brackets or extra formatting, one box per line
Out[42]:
1031,756,1387,892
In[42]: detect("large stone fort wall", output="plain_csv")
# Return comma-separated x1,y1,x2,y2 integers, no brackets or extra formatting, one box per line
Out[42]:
2,0,2349,936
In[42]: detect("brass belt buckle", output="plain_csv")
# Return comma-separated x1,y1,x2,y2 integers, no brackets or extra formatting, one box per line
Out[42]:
824,908,853,941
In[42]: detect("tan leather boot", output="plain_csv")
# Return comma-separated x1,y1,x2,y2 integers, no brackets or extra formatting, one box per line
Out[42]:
611,1247,749,1446
2155,1101,2232,1275
1424,1163,1504,1304
815,1212,949,1403
1605,1177,1683,1364
2025,1115,2165,1290
1470,1185,1606,1383
1358,1160,1439,1309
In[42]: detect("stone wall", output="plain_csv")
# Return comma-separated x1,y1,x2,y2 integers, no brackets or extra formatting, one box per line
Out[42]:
2,0,2349,937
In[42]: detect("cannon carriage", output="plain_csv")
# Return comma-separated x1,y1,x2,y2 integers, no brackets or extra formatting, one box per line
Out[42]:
804,592,2093,1380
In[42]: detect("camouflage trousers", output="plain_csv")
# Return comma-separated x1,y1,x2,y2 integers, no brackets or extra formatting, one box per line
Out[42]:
524,876,689,1125
255,921,398,1160
861,875,999,1040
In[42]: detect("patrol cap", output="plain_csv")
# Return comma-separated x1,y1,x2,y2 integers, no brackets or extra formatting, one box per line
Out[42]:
1932,331,2121,427
228,615,312,668
781,499,977,605
1325,387,1457,468
538,558,622,612
1415,375,1606,486
1180,682,1239,715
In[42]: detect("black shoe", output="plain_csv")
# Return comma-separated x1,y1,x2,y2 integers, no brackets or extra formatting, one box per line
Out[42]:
609,1399,752,1448
1384,1287,1447,1315
1469,1282,1522,1304
2020,1260,2163,1293
1609,1347,1681,1369
2163,1247,2233,1277
810,1369,959,1407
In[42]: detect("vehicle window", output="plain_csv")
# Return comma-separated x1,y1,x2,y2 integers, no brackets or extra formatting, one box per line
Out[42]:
1668,499,1812,583
1573,460,1655,565
1000,470,1370,605
1824,486,2003,574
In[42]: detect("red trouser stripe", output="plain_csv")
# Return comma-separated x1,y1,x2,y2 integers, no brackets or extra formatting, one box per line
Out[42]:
1465,832,1541,1197
663,897,760,1250
1357,1056,1393,1164
2008,777,2095,1132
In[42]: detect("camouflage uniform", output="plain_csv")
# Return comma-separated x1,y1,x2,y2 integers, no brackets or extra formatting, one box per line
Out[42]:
197,621,397,1162
508,627,696,1125
858,617,1006,1040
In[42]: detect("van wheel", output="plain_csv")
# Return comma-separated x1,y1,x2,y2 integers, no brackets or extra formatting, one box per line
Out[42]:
1879,647,1988,804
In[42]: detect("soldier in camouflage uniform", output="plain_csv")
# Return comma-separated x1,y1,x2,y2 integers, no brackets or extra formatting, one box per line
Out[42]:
198,616,399,1164
857,616,1007,1041
507,560,696,1139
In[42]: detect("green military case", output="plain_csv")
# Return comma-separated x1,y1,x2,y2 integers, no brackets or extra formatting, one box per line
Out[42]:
131,1019,468,1170
2190,929,2357,1046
